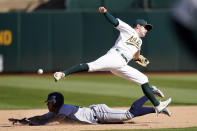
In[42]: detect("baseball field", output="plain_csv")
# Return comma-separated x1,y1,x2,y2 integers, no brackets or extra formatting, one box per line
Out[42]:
0,73,197,131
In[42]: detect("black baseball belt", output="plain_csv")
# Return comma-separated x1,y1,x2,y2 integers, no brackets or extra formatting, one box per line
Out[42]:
115,48,128,62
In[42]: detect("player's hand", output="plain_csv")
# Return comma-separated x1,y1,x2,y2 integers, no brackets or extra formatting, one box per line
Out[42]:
98,7,107,13
8,118,29,125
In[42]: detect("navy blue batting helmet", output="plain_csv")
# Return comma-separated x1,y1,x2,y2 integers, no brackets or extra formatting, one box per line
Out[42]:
45,92,64,107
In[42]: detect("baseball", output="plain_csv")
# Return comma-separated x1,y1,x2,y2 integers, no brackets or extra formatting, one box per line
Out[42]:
37,69,43,74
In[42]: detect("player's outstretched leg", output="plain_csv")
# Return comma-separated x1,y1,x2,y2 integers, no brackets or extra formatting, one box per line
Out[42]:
54,63,89,82
129,96,172,117
129,86,165,117
111,65,171,113
129,96,155,117
141,83,171,113
151,86,172,116
141,83,160,107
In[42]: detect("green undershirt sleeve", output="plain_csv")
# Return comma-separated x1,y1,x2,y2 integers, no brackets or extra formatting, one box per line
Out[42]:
104,12,119,27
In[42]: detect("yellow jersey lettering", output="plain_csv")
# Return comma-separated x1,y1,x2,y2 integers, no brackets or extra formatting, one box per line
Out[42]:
125,35,141,49
0,31,3,44
0,30,12,46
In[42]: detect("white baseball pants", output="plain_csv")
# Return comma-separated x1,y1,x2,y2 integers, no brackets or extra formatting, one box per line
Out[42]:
87,49,148,85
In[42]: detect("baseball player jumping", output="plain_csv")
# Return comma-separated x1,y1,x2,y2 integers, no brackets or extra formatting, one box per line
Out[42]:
9,89,171,125
54,7,171,114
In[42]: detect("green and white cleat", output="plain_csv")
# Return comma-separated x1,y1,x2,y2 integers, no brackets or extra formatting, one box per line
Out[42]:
155,98,172,113
161,107,172,117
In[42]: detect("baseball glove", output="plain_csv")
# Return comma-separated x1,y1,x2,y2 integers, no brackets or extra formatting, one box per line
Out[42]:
8,118,29,125
134,55,149,67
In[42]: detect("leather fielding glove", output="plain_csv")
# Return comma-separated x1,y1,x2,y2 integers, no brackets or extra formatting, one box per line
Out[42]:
134,55,150,67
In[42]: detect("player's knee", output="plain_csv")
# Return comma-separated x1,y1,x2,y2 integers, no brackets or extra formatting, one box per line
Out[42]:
130,103,137,111
129,104,139,116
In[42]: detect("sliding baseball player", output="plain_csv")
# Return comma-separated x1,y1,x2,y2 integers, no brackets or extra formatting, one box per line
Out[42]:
9,89,171,125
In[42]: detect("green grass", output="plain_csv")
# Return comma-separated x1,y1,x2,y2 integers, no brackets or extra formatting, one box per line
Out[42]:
0,74,197,109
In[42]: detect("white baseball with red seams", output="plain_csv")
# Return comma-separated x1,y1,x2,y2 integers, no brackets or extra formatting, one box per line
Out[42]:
37,69,43,74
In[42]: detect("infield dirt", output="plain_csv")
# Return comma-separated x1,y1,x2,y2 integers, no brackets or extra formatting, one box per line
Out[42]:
0,106,197,131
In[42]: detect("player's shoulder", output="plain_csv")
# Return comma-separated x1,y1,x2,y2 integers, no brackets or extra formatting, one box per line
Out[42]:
116,18,134,32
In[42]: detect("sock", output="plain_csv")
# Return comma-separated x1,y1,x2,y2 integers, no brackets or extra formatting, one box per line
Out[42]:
129,96,155,117
63,63,89,76
130,107,155,117
141,83,160,106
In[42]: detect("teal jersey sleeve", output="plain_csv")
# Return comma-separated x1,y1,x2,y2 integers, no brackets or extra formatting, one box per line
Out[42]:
104,12,119,27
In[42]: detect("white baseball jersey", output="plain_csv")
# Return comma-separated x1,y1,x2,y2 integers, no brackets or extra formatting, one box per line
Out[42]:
112,18,142,62
88,18,148,85
44,104,133,124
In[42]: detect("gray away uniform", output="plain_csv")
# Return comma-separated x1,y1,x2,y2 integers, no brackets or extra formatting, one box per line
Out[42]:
45,104,134,124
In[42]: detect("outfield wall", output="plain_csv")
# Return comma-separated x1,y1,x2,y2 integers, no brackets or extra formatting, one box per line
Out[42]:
0,11,196,73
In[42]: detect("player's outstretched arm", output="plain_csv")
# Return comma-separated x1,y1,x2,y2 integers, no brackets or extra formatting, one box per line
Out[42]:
98,6,119,27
